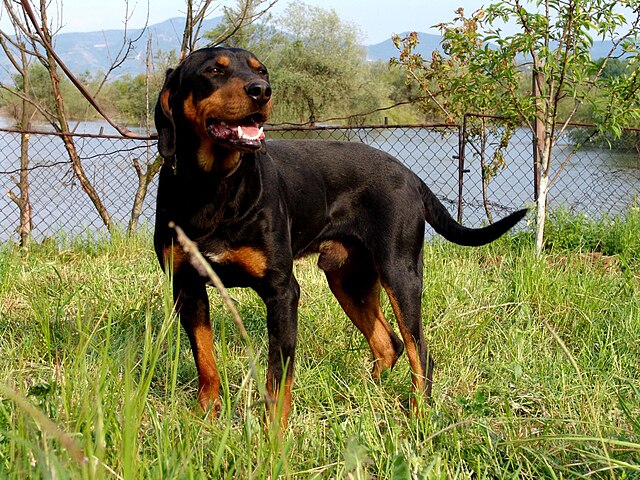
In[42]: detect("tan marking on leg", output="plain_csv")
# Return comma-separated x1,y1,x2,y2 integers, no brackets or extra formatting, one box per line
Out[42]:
386,289,429,414
192,324,221,416
266,368,293,430
326,272,403,377
163,244,185,274
369,315,402,376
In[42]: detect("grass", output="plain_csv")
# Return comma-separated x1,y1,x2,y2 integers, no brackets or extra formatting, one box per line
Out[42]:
0,210,639,478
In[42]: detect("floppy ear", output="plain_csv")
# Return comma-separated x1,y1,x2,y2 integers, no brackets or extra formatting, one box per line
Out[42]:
155,67,179,159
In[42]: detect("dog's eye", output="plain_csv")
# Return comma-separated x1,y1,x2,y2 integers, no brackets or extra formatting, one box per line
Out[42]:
257,67,268,76
205,66,224,75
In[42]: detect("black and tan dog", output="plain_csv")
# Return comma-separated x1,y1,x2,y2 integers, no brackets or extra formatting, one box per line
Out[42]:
154,47,526,425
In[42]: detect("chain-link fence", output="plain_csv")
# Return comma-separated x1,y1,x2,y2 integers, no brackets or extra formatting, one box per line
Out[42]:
1,120,639,242
0,127,157,242
458,115,640,226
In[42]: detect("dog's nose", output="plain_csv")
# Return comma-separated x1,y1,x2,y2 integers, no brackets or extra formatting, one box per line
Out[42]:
245,80,272,104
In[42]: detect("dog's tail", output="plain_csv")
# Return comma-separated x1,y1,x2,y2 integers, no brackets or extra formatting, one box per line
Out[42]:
420,182,527,247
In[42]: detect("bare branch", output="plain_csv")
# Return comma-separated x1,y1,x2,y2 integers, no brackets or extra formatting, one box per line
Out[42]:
18,0,148,138
7,188,21,206
0,35,26,75
0,81,57,122
103,0,149,78
179,0,214,59
208,0,278,47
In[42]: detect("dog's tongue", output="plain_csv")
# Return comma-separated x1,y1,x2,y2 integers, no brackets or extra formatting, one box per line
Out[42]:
238,125,263,139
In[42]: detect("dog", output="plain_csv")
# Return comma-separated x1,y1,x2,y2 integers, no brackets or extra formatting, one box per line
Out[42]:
153,47,526,426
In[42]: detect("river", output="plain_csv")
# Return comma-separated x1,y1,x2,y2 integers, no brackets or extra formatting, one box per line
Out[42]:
0,120,638,242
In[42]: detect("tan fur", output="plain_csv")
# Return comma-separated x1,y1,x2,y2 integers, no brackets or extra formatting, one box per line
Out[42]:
248,56,261,69
192,325,221,414
211,247,268,278
163,244,185,274
385,289,428,413
317,240,349,271
182,82,271,173
325,271,402,377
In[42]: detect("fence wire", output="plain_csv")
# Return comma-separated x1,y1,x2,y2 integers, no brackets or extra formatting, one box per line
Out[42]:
0,120,638,243
459,116,640,225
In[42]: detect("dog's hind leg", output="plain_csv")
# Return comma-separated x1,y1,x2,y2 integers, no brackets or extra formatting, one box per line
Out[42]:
381,258,434,411
320,242,404,377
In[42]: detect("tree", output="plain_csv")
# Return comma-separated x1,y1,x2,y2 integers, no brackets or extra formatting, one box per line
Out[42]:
202,1,421,125
0,0,154,235
0,1,34,246
0,0,283,241
12,0,118,231
269,2,370,124
204,0,284,60
393,1,640,254
110,73,156,123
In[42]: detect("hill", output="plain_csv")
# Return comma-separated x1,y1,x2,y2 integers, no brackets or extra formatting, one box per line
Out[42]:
365,32,626,63
0,17,221,82
0,20,624,83
365,32,442,61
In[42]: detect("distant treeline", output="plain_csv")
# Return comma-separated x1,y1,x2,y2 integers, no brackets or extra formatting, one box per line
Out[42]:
0,2,635,130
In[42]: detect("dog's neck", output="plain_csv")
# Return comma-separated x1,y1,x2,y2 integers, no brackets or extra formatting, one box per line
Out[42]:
196,140,242,176
172,139,243,178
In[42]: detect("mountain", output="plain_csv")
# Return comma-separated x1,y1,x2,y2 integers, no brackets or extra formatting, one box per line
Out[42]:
48,17,221,76
366,32,442,62
590,40,628,60
0,17,221,82
365,32,625,63
0,21,625,83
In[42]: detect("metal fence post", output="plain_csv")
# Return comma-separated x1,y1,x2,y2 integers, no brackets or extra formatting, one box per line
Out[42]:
457,116,467,223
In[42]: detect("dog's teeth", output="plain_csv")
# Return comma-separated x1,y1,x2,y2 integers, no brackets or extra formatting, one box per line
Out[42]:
220,121,227,127
236,125,262,141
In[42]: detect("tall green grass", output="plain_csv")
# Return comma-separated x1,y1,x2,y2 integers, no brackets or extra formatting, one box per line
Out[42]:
0,211,639,478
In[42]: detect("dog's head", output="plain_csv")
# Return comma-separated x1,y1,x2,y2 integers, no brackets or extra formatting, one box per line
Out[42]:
155,47,272,170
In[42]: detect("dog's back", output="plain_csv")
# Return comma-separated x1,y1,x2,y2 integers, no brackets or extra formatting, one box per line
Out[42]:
264,139,526,250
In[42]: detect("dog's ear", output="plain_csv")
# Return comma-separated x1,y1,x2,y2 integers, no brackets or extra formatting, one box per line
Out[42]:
155,67,180,159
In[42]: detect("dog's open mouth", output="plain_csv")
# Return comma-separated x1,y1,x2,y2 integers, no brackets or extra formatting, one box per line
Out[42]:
206,115,266,150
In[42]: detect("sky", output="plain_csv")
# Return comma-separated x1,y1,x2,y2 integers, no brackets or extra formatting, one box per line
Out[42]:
4,0,494,44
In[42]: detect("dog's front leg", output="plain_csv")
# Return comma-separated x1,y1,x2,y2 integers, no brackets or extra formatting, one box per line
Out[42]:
259,274,300,429
174,274,221,417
